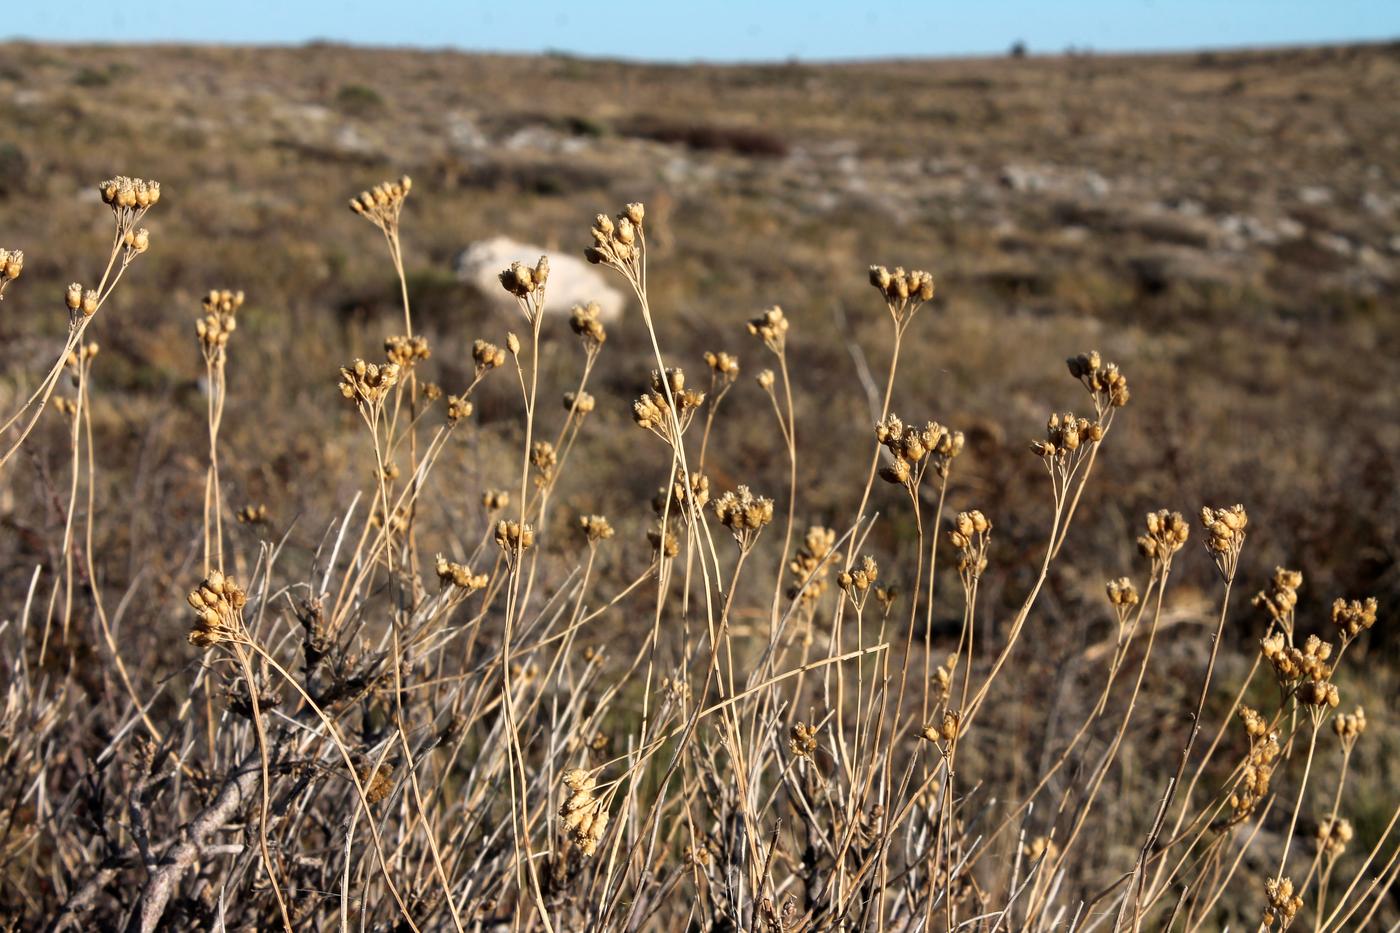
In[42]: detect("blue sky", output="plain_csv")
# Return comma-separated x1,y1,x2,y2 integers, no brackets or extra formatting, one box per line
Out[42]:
9,1,1399,61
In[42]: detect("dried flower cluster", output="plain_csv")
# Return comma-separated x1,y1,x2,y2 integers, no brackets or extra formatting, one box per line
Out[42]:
1136,510,1190,566
186,570,247,648
712,485,774,550
560,769,609,857
1315,817,1354,861
949,510,992,583
494,520,535,558
1200,503,1248,578
0,248,22,299
1105,576,1140,623
584,202,646,274
1226,709,1279,827
789,721,819,759
473,339,507,374
569,301,608,352
1331,596,1378,644
633,368,705,443
348,175,411,231
788,525,840,610
384,334,430,369
747,306,790,354
338,359,400,408
196,288,244,361
868,264,935,325
235,504,268,526
65,282,99,319
1031,411,1103,461
434,554,488,593
1333,706,1367,747
579,514,615,544
837,555,880,611
1254,567,1304,634
1262,876,1303,929
876,416,962,489
1066,350,1130,411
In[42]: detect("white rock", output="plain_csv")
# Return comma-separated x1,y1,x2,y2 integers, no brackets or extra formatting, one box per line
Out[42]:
455,236,626,322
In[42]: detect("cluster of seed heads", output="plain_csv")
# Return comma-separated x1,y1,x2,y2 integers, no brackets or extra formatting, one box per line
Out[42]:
235,504,268,526
1254,567,1304,633
868,264,935,324
121,226,151,255
584,202,646,271
0,248,22,299
569,302,608,351
633,368,705,442
472,339,507,374
384,334,430,369
559,769,609,857
579,514,615,544
196,289,244,360
1262,633,1339,708
530,441,558,483
876,415,963,488
65,342,100,370
562,390,595,414
482,489,510,512
788,526,840,610
338,359,400,408
1105,576,1140,623
348,175,411,230
747,306,790,354
1022,837,1060,863
358,760,396,805
186,570,247,648
99,175,161,214
1066,351,1130,410
1226,709,1279,826
1315,817,1354,861
788,721,819,759
704,350,741,385
1331,596,1378,644
653,469,710,520
1333,706,1367,747
712,485,774,550
65,282,100,319
434,554,488,592
494,520,535,556
920,710,961,745
1136,510,1190,565
1031,411,1103,460
445,394,473,424
1200,504,1248,578
837,555,880,611
949,510,992,582
498,255,550,301
1262,876,1303,930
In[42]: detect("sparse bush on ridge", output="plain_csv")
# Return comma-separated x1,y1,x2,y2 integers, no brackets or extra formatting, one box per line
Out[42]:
0,171,1394,932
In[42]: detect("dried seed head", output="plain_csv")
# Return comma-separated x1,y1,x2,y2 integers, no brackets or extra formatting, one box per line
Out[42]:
1331,596,1378,644
66,282,83,311
530,441,558,483
647,522,681,559
559,769,609,856
186,571,248,648
579,514,615,543
563,390,596,414
0,248,22,298
869,264,935,324
788,721,819,759
434,554,489,592
445,394,474,424
585,203,646,274
1254,567,1304,634
348,175,411,231
703,350,741,382
482,489,510,512
711,485,774,550
494,520,535,557
1067,350,1130,411
1022,836,1060,862
338,359,400,408
472,339,507,373
1200,504,1248,579
1315,817,1354,861
1332,706,1366,746
569,301,608,350
788,525,840,610
384,334,430,368
747,306,790,354
235,504,269,526
1262,876,1303,929
757,368,775,391
1136,510,1189,567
